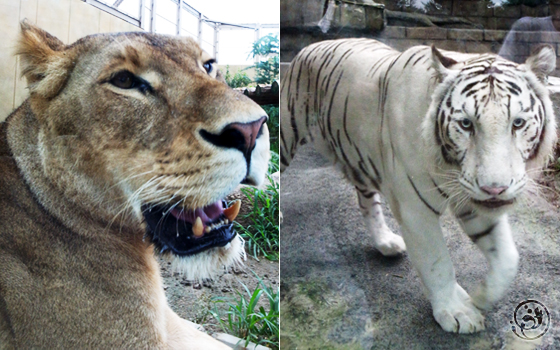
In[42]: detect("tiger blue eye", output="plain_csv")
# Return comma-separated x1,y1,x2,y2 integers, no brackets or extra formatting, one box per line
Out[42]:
512,118,526,129
460,118,473,131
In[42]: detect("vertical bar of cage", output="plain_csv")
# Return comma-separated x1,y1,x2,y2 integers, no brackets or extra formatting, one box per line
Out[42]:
139,0,145,30
213,23,219,62
149,0,156,33
176,0,182,35
197,12,203,45
254,24,260,64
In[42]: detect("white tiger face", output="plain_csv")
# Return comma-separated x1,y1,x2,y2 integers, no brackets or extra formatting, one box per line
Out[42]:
426,46,557,213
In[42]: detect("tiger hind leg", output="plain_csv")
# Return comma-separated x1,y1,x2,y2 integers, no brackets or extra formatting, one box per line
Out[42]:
356,188,406,256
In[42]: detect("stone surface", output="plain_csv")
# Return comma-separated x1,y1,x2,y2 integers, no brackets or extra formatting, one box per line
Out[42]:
280,144,560,349
378,26,406,39
448,28,484,41
406,26,447,40
215,333,271,350
484,29,509,42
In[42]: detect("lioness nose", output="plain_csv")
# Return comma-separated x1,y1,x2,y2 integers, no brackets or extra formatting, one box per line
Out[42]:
201,116,266,157
480,185,508,196
223,116,267,155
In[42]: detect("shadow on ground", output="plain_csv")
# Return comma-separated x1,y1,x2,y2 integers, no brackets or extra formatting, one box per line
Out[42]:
280,145,560,350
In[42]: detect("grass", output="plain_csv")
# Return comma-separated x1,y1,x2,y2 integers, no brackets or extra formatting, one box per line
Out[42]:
210,274,279,350
234,174,279,261
263,104,279,156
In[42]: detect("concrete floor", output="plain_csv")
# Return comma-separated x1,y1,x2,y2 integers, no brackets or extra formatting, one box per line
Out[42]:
280,145,560,350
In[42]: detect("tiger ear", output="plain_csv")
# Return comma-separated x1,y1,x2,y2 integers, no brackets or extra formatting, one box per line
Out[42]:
524,44,556,84
17,20,73,99
431,45,458,80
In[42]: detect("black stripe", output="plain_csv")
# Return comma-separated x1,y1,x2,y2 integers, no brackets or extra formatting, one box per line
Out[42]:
367,156,381,183
431,178,449,199
456,210,477,221
343,95,352,143
461,81,479,94
280,153,290,166
402,52,418,70
408,176,440,216
290,107,299,147
469,223,496,243
412,54,424,66
326,72,344,142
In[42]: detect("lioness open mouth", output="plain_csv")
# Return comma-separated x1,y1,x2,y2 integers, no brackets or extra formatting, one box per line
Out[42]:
472,198,515,209
143,200,241,256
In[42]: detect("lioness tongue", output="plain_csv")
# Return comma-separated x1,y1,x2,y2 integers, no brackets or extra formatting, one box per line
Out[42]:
169,200,242,236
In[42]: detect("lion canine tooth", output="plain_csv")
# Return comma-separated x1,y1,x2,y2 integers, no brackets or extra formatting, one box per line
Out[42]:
193,217,204,237
223,200,241,222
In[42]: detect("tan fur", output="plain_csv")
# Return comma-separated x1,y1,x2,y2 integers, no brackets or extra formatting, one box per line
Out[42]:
0,22,269,349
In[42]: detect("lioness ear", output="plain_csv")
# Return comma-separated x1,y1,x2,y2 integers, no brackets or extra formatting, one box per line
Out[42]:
215,69,227,84
524,44,556,84
431,45,457,81
17,21,73,99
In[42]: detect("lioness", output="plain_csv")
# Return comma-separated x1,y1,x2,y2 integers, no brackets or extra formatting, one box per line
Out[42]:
0,22,269,348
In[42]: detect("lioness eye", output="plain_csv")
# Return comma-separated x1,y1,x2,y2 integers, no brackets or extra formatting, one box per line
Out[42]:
512,118,526,129
203,59,215,74
111,71,134,89
459,118,473,131
109,71,152,93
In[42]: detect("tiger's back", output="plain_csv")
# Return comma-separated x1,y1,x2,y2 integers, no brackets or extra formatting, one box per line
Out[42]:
282,39,454,194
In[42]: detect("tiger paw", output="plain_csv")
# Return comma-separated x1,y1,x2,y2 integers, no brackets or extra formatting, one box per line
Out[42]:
471,282,497,310
432,285,485,334
373,228,406,257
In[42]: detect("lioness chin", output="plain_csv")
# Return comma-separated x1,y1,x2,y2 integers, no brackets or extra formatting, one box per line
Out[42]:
0,22,269,349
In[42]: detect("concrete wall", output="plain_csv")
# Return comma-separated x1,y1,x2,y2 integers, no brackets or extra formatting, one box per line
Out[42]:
0,0,142,121
282,25,560,77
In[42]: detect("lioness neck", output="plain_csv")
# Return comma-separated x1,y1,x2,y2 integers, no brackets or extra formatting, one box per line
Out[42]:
6,102,142,239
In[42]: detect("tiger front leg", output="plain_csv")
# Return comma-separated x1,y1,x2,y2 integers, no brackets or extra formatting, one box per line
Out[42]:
356,188,406,256
397,198,485,333
457,213,519,310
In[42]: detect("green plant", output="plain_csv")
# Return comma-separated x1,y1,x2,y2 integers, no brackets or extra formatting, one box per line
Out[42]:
210,275,279,350
247,34,279,85
224,65,253,88
262,104,279,156
234,175,279,261
268,150,279,174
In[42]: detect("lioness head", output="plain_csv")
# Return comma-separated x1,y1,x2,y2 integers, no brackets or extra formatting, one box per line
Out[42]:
16,22,269,279
423,45,557,215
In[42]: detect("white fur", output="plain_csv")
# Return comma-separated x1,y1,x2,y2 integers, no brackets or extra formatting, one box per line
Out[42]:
164,234,246,281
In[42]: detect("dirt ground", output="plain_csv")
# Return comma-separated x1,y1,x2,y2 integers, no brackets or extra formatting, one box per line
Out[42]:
280,145,560,350
161,185,280,336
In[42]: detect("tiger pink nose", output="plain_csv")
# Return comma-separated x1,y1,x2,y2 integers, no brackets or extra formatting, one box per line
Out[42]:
480,185,508,196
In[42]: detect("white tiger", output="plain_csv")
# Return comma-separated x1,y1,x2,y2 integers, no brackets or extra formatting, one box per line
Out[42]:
280,38,557,333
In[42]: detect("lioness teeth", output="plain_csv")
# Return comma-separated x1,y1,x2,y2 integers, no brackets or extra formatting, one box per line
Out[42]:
193,217,204,237
223,200,241,222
